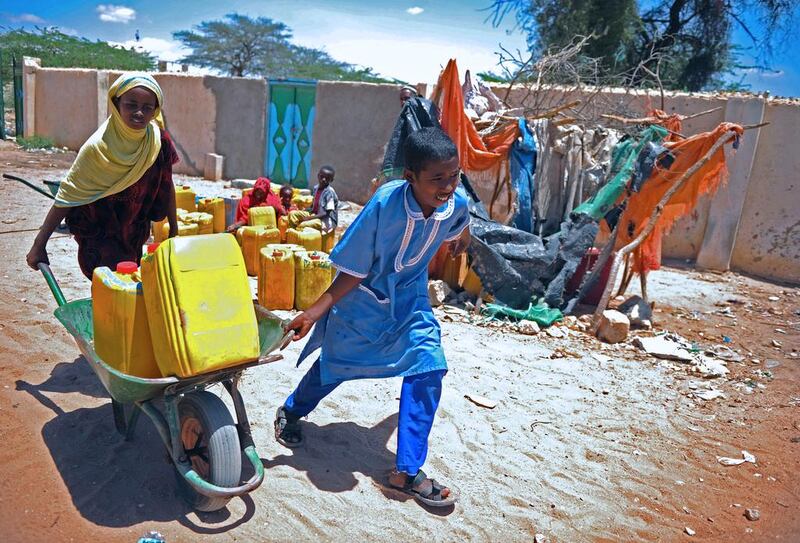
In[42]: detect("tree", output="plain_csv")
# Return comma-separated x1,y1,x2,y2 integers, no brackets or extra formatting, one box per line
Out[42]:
489,0,797,91
0,27,153,81
173,13,392,83
173,13,291,77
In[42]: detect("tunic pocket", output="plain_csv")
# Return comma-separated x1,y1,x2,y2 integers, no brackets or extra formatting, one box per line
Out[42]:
331,285,393,343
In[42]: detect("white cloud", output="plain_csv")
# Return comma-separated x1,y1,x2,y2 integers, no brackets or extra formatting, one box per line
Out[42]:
110,37,188,62
406,7,424,16
97,5,136,24
9,13,46,24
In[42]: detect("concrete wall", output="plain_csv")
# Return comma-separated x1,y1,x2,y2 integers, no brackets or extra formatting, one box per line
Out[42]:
21,65,800,284
33,68,103,150
28,68,267,180
731,101,800,282
311,81,400,203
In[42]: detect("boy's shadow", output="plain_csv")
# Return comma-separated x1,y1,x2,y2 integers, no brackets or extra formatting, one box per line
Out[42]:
263,413,454,515
15,356,256,532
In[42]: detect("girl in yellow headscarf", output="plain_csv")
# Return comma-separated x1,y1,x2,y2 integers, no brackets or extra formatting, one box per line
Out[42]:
26,73,180,278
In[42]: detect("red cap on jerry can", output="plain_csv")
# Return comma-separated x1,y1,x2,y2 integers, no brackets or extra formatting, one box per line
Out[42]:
116,261,138,274
147,242,160,254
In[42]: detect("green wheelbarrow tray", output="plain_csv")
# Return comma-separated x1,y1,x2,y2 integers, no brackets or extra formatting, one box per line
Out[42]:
40,263,295,506
53,298,290,404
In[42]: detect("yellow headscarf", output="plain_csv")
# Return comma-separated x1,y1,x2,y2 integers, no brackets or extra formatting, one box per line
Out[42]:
54,73,165,207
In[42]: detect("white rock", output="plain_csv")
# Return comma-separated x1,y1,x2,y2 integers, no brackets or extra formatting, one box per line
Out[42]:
546,326,565,338
633,336,694,362
685,526,695,536
427,280,452,307
516,320,540,335
596,310,630,344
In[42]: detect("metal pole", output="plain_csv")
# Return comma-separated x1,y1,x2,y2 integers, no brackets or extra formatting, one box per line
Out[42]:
0,50,6,140
12,55,23,137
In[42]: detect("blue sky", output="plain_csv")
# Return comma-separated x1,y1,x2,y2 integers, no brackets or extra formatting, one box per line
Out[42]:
2,1,798,95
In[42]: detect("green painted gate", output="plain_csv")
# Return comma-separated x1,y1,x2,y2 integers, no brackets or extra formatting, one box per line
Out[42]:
265,80,316,188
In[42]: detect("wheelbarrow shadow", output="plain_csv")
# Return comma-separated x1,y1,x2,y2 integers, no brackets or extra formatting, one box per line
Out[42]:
263,413,454,516
15,356,257,533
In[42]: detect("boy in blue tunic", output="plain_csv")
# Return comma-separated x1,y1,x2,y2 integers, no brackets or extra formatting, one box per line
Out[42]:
277,127,470,507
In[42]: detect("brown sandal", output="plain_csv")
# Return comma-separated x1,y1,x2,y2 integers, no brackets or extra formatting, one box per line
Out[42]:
389,469,456,507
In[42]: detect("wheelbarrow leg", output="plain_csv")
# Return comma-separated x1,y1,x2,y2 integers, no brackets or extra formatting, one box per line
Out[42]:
112,399,143,441
223,375,256,450
125,405,142,441
112,399,127,436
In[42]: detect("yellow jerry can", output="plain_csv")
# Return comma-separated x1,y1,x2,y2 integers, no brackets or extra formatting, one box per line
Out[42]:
240,225,281,276
286,227,322,252
92,262,161,378
295,251,333,311
140,234,260,378
257,246,295,310
175,185,197,212
198,197,226,233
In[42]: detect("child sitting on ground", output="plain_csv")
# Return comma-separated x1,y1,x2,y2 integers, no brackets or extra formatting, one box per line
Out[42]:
226,176,285,232
287,165,338,235
275,128,470,507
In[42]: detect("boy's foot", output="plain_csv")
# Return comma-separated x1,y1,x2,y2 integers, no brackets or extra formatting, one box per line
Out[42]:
388,469,456,507
274,406,303,448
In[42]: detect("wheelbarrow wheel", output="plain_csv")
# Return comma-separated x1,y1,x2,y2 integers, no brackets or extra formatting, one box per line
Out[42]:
176,391,242,512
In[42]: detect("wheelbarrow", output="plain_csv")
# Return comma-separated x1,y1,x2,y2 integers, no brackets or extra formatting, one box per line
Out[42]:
39,262,293,512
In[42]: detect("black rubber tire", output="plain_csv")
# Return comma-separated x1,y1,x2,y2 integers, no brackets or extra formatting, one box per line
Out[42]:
176,391,241,512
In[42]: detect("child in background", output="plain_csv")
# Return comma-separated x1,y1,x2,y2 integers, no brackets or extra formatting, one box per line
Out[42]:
288,165,338,235
226,176,285,232
275,128,470,507
280,184,298,213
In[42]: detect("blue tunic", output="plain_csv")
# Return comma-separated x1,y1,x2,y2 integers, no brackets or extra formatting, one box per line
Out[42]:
297,180,470,385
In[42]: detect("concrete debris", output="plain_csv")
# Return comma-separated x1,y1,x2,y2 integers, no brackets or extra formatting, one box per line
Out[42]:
693,388,725,401
744,509,760,521
515,320,540,335
717,450,756,466
705,345,744,363
618,295,653,328
691,355,729,378
546,326,566,339
592,353,613,364
633,335,693,362
596,310,630,344
427,280,452,308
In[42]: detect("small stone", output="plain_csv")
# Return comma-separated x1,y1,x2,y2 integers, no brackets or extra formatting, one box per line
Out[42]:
596,310,630,344
427,280,451,308
546,326,565,338
768,295,780,301
516,320,540,335
534,534,548,543
618,295,653,328
685,526,695,536
744,509,760,521
602,389,609,395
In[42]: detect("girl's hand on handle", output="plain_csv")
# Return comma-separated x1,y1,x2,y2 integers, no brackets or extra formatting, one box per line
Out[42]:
26,242,49,270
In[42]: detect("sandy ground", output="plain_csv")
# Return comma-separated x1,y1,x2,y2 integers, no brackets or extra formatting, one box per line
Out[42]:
0,140,798,542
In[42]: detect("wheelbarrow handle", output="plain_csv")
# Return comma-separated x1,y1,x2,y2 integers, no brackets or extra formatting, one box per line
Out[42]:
3,173,56,200
38,263,67,307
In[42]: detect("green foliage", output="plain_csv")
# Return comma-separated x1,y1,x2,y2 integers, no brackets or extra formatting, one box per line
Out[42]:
489,0,797,91
0,27,154,81
477,70,512,83
173,13,392,83
17,135,54,150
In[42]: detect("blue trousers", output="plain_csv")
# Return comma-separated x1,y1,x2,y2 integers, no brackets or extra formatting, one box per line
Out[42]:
284,358,445,475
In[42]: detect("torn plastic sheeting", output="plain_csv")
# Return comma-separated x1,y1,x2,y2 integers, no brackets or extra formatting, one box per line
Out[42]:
717,450,756,466
481,300,563,327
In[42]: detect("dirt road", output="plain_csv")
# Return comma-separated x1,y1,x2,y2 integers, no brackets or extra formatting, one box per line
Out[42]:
0,141,797,542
